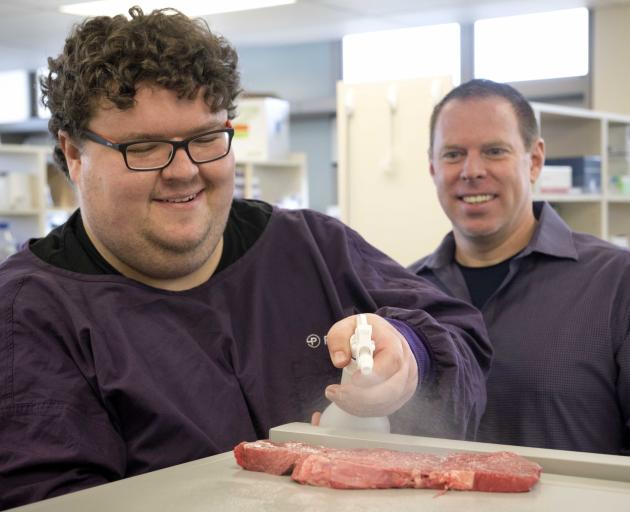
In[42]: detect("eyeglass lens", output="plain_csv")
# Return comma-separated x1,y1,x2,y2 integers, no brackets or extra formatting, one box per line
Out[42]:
125,131,231,170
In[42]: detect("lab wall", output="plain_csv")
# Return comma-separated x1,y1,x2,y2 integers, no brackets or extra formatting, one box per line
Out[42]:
233,3,630,219
4,3,630,231
593,5,630,116
237,41,341,214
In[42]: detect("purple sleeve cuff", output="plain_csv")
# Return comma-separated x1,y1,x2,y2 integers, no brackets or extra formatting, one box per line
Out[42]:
385,318,431,384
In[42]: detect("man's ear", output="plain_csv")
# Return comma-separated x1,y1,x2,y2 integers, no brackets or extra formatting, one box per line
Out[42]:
429,150,436,179
529,138,545,185
427,148,435,178
58,130,82,184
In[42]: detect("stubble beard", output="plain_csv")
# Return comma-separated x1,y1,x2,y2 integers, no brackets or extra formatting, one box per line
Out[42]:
110,209,230,281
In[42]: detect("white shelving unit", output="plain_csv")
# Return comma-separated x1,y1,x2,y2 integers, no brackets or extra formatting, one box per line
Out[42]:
0,144,50,244
531,102,630,242
0,143,75,243
235,152,308,209
0,144,308,246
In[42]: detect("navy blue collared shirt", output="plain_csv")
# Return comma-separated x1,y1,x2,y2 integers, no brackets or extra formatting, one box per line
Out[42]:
410,202,630,455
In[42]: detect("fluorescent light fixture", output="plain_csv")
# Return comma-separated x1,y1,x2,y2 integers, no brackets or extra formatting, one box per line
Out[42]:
474,8,589,82
60,0,296,17
343,24,461,85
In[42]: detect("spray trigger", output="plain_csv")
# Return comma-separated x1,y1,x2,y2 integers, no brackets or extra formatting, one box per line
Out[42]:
351,314,375,375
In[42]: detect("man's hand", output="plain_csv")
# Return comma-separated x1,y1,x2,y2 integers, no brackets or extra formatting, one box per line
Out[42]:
323,313,418,417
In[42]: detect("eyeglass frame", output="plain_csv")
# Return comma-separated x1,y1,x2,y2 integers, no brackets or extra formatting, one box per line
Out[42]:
81,127,235,172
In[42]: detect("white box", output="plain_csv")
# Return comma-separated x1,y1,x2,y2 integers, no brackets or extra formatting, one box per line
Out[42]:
231,97,290,162
0,171,32,211
8,173,33,210
537,165,572,194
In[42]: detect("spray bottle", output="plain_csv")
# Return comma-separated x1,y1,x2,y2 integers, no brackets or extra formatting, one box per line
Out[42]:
318,314,391,432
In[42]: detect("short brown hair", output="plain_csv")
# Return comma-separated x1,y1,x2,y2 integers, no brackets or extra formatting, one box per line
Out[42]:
41,6,242,176
429,79,539,153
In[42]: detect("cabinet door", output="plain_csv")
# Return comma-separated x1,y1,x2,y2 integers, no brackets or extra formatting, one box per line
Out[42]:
337,77,452,266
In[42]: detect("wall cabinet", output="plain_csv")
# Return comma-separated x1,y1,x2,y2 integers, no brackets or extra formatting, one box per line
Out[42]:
532,102,630,244
337,77,453,266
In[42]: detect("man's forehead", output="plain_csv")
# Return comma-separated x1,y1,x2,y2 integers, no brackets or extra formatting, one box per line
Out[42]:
93,84,210,109
432,106,525,153
436,98,518,134
442,96,514,117
88,85,227,140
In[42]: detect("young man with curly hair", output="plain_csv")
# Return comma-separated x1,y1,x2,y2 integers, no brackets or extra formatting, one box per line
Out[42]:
0,8,490,508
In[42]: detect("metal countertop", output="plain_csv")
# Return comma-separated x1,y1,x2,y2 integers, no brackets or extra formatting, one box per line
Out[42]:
9,423,630,512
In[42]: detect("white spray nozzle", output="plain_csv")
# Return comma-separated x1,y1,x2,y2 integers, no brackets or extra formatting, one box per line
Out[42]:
351,314,375,375
318,313,390,433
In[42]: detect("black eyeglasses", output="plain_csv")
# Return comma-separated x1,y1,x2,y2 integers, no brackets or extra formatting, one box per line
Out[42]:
83,128,235,172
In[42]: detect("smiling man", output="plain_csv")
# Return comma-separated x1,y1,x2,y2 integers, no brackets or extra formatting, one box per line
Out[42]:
60,85,234,290
409,79,630,455
0,7,491,509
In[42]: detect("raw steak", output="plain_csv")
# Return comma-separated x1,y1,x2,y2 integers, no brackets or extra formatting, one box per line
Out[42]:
234,440,541,492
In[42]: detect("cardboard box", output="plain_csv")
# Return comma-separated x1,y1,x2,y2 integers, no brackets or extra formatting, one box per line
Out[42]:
545,156,601,193
537,165,572,194
231,97,290,162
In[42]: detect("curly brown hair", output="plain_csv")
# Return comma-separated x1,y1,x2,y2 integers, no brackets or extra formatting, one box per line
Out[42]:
41,6,242,176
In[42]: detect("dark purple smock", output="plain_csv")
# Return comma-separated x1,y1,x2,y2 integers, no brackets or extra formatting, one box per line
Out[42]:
0,207,490,508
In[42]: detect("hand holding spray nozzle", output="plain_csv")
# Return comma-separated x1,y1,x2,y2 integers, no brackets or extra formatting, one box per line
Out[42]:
351,314,375,376
318,314,390,432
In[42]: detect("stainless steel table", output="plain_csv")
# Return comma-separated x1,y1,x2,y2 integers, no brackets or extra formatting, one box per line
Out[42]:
9,423,630,511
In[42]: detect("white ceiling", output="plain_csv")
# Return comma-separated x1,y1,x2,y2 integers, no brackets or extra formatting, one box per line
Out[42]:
0,0,629,71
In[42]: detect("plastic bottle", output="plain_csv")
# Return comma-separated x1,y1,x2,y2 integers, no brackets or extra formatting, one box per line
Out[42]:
0,222,18,262
318,364,391,432
319,314,391,433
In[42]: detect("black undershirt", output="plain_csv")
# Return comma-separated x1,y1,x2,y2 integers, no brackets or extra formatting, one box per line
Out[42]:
29,199,272,275
457,258,512,310
456,204,542,309
30,197,514,308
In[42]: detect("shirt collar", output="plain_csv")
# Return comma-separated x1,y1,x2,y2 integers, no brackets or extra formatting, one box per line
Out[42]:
520,201,578,261
418,232,456,271
416,201,578,273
